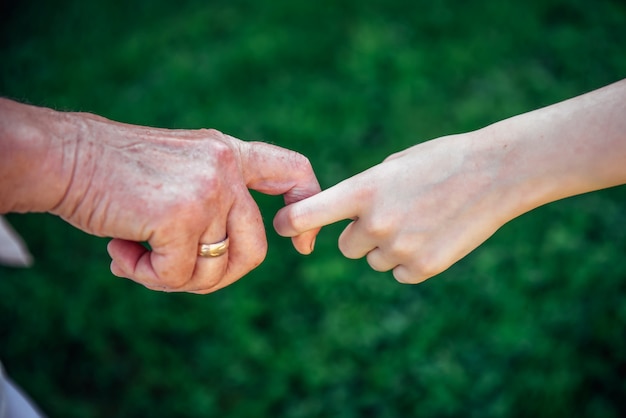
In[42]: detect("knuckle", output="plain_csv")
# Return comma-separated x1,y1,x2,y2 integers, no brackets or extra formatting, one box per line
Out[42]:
210,136,236,163
294,153,313,173
412,254,445,280
196,130,237,168
361,215,393,239
383,151,401,163
201,128,224,138
387,241,414,262
351,182,375,204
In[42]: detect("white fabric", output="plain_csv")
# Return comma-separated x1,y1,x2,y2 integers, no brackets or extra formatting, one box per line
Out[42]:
0,364,45,418
0,365,4,418
0,217,32,268
1,219,42,416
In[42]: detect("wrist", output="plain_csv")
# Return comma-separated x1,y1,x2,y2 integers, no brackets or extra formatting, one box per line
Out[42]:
0,99,78,214
467,119,556,225
476,80,626,222
473,109,588,226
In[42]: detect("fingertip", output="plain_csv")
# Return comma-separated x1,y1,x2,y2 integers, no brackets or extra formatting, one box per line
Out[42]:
273,206,295,237
290,230,319,255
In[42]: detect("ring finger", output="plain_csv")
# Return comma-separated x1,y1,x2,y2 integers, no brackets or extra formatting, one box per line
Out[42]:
190,190,267,294
173,220,230,293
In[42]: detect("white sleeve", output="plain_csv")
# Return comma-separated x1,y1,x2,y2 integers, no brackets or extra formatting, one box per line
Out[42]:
0,217,32,268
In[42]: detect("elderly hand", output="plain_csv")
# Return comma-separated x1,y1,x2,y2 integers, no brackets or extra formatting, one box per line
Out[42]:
0,99,320,293
66,115,321,293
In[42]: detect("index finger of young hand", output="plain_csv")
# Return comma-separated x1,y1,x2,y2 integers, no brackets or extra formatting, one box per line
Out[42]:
273,178,362,238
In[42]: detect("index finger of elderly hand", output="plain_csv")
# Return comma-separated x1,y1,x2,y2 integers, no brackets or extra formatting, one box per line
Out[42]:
290,229,320,255
240,141,321,204
273,179,361,238
239,140,323,253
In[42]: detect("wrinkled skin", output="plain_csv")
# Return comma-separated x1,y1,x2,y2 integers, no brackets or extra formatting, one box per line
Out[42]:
64,115,320,293
0,100,320,294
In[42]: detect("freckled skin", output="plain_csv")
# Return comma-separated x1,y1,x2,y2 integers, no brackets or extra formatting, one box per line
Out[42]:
0,100,321,294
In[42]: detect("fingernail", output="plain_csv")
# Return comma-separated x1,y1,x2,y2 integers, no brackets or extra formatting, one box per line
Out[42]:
310,237,316,253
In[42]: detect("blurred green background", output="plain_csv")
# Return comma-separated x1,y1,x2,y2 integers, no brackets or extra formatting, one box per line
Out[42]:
1,0,626,416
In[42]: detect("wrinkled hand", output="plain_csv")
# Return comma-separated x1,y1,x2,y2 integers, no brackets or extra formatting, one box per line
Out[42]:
54,113,320,293
274,133,511,284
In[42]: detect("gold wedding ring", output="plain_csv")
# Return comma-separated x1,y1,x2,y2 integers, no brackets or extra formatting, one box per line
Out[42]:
198,237,229,257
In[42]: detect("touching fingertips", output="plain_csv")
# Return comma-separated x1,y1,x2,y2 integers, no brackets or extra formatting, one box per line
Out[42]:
275,206,307,237
290,229,320,255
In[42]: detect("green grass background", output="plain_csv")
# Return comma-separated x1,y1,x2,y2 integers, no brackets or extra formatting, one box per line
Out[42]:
1,0,626,416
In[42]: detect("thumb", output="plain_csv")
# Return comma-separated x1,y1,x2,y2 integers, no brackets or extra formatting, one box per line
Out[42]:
239,141,322,254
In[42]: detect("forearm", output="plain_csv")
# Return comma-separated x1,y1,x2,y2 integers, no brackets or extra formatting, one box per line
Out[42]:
0,99,77,214
478,79,626,220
